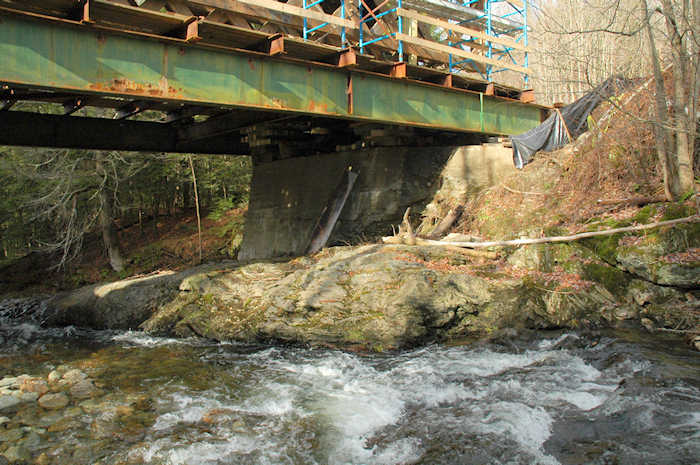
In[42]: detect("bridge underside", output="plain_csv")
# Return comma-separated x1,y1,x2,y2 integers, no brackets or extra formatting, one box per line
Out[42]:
0,7,546,156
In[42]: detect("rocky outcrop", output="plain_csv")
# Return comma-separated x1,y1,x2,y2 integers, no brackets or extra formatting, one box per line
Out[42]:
29,244,649,350
26,215,698,351
579,218,699,289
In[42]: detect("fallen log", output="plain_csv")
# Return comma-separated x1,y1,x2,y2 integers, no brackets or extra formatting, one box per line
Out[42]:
427,205,464,239
382,235,500,258
383,215,699,249
596,196,666,207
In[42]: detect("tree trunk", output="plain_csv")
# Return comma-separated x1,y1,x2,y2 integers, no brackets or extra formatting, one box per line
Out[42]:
661,0,695,195
641,0,681,200
95,153,125,272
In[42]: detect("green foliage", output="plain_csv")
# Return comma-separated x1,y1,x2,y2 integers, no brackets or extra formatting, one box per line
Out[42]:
208,198,238,221
662,203,695,221
634,205,658,224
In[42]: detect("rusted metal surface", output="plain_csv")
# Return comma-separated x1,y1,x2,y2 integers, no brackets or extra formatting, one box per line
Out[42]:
0,13,544,135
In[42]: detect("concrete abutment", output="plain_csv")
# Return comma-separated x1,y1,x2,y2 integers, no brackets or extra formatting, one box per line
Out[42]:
238,143,517,260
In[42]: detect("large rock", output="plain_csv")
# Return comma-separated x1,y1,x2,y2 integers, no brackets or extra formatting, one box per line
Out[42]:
580,219,699,288
140,245,613,349
45,271,187,329
38,233,697,350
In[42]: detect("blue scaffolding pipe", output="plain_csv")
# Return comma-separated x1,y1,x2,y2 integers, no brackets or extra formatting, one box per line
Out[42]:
486,0,493,81
358,0,403,62
523,0,529,85
303,0,347,48
362,33,396,47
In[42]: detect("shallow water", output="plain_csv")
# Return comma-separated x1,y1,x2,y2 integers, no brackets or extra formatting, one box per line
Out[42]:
0,315,698,464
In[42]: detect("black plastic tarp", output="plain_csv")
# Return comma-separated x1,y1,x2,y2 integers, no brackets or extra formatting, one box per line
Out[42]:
512,75,631,169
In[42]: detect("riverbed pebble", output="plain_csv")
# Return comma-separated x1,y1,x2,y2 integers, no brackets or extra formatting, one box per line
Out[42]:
70,379,96,400
1,445,31,464
19,378,48,395
0,395,20,413
0,428,23,443
13,391,39,403
37,393,69,410
0,378,17,389
19,430,41,449
46,370,62,384
61,369,87,385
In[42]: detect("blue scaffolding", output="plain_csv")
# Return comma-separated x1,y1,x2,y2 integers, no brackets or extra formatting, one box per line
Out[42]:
303,0,348,47
446,0,529,83
353,0,529,85
358,0,404,61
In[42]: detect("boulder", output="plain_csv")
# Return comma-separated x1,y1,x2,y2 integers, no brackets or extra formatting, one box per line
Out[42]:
38,393,69,410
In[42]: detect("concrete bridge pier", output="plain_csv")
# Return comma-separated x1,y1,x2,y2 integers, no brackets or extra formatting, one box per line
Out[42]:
238,143,518,261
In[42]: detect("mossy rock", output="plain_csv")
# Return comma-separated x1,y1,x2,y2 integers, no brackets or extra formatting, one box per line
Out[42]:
580,221,699,288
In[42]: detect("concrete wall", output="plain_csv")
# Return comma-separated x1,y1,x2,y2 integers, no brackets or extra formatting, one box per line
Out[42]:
238,143,517,260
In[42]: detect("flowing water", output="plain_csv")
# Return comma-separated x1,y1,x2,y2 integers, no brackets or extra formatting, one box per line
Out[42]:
0,302,698,465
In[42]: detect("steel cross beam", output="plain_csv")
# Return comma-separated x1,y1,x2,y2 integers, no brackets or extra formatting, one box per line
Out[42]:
0,13,544,142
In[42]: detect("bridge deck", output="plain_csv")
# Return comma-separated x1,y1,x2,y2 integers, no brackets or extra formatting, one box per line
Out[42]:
0,3,546,155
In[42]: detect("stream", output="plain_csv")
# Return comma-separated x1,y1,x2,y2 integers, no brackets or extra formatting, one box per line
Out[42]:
0,303,698,465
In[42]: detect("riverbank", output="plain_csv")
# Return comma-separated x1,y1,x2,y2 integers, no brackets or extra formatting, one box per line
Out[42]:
33,207,697,351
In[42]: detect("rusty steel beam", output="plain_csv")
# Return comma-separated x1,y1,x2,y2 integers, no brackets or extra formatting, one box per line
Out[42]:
0,12,545,142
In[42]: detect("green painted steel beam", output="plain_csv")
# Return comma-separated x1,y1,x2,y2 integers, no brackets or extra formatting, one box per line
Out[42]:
0,14,544,135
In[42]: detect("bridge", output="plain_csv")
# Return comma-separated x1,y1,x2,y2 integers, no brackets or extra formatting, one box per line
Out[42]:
0,0,547,258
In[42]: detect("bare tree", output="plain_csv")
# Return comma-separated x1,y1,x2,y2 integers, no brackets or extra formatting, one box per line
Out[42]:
532,0,698,201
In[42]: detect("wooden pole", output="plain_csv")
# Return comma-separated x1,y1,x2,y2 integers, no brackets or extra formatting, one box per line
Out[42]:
188,155,203,264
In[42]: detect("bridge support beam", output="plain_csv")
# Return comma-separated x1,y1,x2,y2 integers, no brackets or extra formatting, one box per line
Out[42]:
0,13,544,135
0,110,249,154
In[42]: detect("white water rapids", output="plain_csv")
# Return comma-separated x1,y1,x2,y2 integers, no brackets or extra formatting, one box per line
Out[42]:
0,305,698,465
113,333,698,465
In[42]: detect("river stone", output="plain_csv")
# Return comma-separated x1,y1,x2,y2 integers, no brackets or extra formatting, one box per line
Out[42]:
90,410,119,440
37,411,64,428
2,445,31,464
70,380,96,400
38,393,69,410
0,395,21,413
34,453,49,465
61,369,87,385
13,391,39,403
78,399,104,414
0,378,18,389
0,428,23,443
46,418,81,433
0,416,9,426
19,431,41,450
47,367,70,384
19,378,48,395
72,446,94,465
